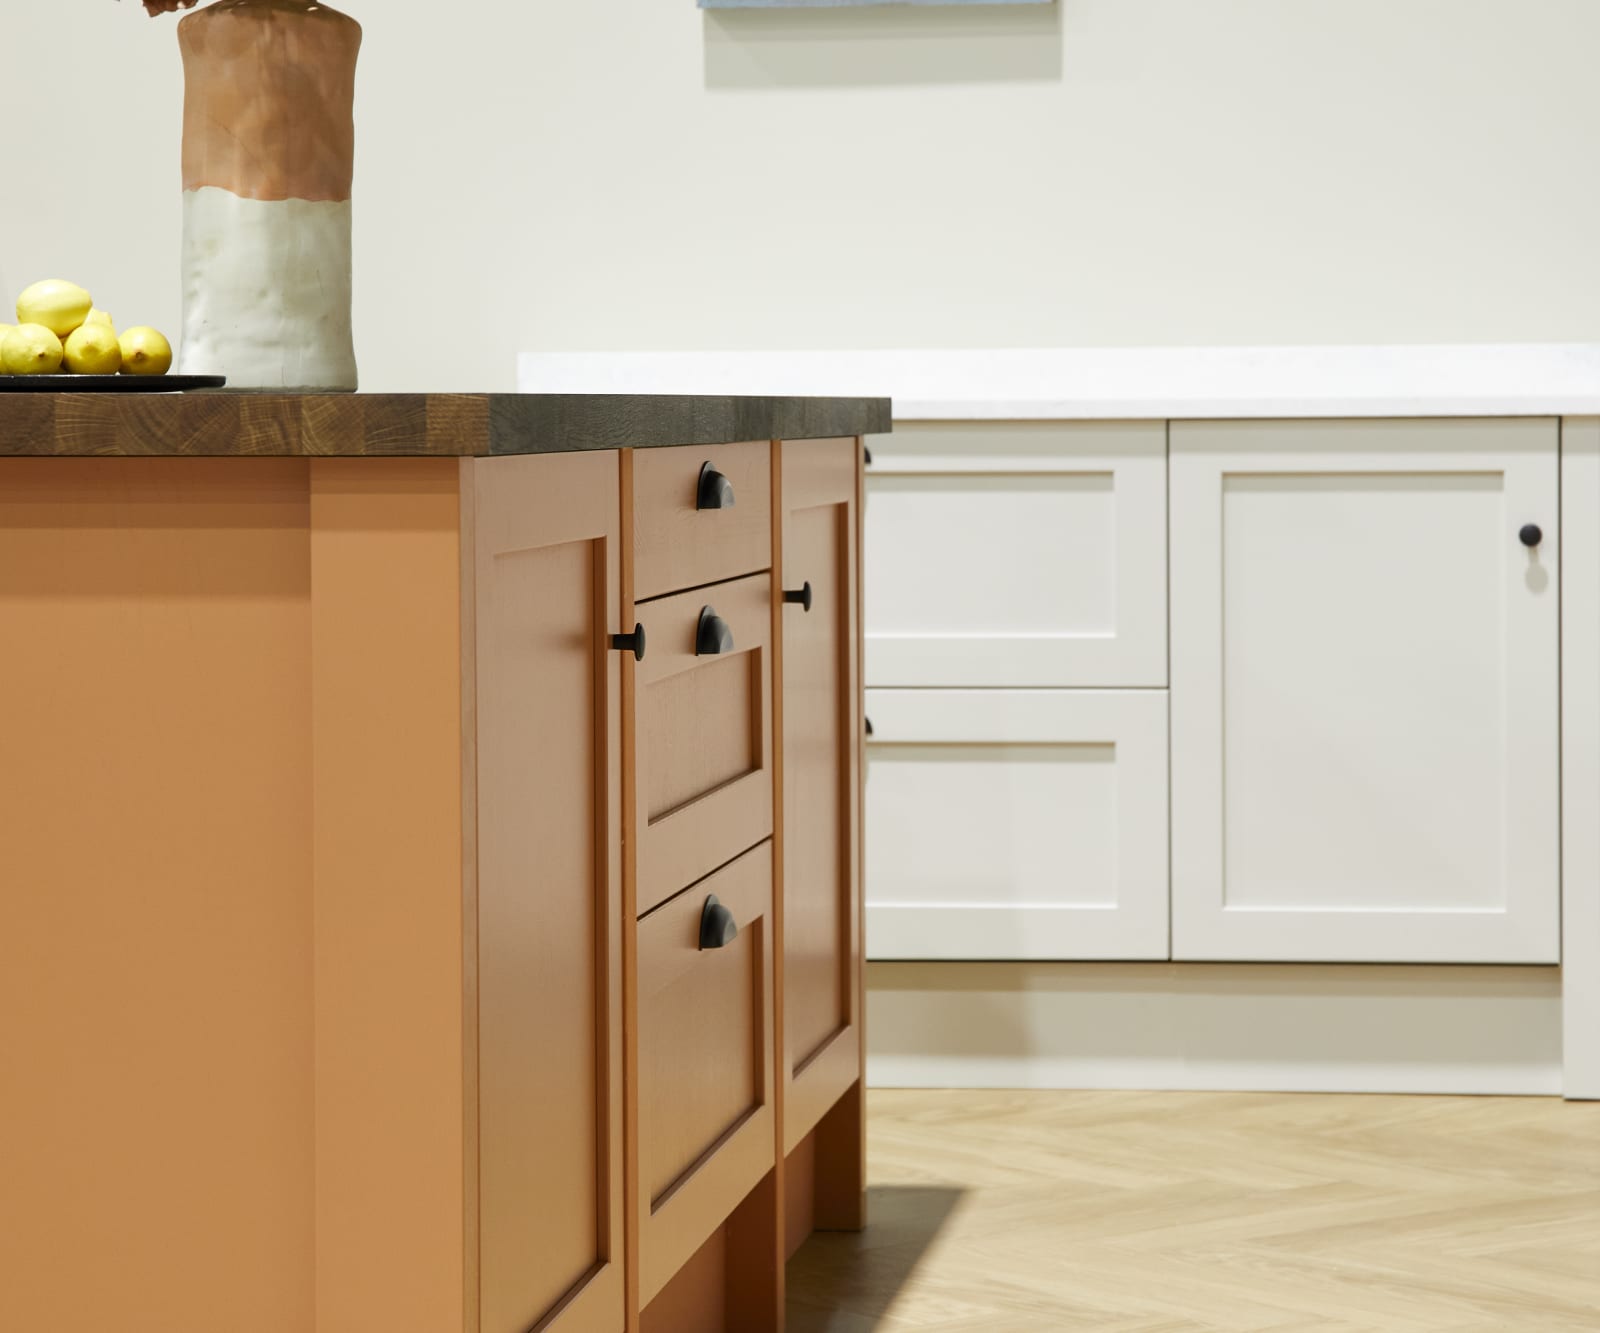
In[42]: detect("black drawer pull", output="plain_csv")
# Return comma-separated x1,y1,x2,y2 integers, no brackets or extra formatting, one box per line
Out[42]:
783,582,814,613
1520,523,1543,548
865,716,874,737
697,462,736,511
700,895,738,950
611,623,646,662
696,607,735,656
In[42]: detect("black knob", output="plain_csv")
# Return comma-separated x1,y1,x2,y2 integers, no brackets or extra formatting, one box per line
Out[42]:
865,716,874,737
1520,524,1543,549
611,623,646,662
696,607,735,656
783,582,814,613
697,463,736,511
699,895,738,950
863,444,873,466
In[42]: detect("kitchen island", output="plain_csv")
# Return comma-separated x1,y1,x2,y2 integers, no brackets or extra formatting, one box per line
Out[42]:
0,391,887,1333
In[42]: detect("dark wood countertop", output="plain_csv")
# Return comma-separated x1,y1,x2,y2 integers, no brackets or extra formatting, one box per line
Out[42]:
0,392,891,457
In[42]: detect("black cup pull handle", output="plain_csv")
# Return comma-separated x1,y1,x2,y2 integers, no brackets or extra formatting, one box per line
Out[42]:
1520,523,1543,548
783,582,814,613
700,895,738,950
696,607,735,655
611,623,646,662
697,463,736,511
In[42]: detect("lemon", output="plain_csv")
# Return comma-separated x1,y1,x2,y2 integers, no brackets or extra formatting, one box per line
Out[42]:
64,322,122,375
2,324,65,375
16,279,94,339
84,308,116,332
119,326,173,376
0,325,14,375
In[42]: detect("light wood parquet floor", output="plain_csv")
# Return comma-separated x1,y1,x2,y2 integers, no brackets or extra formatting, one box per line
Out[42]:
786,1090,1600,1332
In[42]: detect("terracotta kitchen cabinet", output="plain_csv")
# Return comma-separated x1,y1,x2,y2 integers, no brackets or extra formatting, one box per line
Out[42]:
0,393,884,1333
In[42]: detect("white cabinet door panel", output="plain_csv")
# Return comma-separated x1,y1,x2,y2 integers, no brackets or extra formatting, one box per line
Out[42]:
1171,419,1560,963
865,423,1166,687
865,690,1169,960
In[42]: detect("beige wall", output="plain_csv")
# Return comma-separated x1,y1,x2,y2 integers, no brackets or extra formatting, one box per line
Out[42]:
4,1,1597,393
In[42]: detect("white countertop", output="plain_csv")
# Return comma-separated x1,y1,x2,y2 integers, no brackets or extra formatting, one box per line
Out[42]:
518,346,1600,420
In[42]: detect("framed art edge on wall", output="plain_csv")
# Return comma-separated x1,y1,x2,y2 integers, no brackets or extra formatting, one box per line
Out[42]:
702,0,1051,8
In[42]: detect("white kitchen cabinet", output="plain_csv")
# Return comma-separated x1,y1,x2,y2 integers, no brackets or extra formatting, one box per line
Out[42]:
1171,419,1561,963
864,422,1167,688
865,689,1169,960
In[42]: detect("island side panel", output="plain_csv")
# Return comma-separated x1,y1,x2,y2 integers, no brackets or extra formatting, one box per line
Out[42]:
309,458,472,1332
0,458,315,1333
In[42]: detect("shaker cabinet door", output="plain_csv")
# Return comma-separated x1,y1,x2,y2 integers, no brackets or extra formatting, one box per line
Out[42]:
473,452,626,1333
1170,419,1561,964
779,437,864,1151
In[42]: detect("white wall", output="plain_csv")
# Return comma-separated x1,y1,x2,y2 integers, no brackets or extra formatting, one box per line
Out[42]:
4,0,1598,392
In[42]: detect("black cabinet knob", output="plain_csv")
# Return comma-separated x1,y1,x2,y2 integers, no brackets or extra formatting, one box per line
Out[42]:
696,607,735,656
1520,523,1544,548
783,582,814,613
697,462,736,511
865,716,874,737
611,623,646,662
700,895,738,950
863,444,873,466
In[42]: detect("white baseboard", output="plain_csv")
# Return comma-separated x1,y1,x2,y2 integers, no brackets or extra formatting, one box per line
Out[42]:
866,962,1563,1096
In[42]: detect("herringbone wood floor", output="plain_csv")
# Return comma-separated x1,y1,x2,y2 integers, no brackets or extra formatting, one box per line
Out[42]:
787,1090,1600,1332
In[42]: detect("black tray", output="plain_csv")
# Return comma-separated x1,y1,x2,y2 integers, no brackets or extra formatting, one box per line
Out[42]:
0,375,226,393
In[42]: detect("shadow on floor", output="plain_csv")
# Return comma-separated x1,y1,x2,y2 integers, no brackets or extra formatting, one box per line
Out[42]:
787,1185,966,1332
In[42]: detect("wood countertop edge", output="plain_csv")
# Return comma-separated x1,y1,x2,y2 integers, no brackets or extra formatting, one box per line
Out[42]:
0,392,892,458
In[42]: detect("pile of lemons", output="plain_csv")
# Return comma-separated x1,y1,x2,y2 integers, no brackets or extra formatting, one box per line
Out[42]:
1,280,172,378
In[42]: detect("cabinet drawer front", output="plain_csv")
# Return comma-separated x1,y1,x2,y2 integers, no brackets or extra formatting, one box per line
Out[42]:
637,843,776,1304
632,439,773,602
634,572,774,916
1170,418,1560,963
865,422,1167,687
865,689,1170,961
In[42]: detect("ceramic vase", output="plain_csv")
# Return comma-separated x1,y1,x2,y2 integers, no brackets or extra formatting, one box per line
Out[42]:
176,0,361,390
